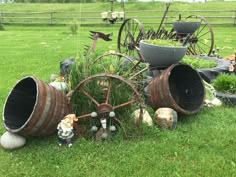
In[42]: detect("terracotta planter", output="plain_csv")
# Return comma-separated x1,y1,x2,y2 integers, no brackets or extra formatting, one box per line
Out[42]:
173,21,201,34
139,40,187,67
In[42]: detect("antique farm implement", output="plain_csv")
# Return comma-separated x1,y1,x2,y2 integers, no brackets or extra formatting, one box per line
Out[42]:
117,3,214,59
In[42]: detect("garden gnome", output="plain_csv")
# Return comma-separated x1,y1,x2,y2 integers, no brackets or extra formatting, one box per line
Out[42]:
154,107,177,129
57,114,78,147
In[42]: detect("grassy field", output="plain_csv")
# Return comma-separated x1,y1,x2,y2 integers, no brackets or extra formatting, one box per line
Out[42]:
0,2,236,177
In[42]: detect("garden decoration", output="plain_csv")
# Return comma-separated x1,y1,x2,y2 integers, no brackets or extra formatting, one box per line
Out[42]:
117,3,214,59
66,73,144,139
173,15,214,56
84,31,113,56
57,114,78,147
195,56,231,83
139,39,187,68
2,76,70,137
101,0,125,24
146,64,205,115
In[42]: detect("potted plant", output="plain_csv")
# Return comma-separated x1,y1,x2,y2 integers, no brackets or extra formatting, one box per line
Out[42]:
173,15,201,34
139,39,187,67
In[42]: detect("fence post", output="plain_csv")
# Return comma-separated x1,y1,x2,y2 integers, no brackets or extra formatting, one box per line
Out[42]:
0,11,3,24
234,10,236,26
50,11,53,25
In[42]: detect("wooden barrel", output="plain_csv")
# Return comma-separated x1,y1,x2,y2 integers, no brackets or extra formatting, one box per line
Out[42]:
3,76,71,136
147,64,205,114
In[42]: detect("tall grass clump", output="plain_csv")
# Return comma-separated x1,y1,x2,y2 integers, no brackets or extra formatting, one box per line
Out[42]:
68,18,80,35
67,52,145,138
212,73,236,94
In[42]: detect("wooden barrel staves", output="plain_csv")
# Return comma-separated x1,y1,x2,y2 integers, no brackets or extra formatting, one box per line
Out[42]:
3,76,71,137
147,64,205,115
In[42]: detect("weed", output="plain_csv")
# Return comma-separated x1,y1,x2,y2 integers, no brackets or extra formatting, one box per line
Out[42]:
68,18,80,35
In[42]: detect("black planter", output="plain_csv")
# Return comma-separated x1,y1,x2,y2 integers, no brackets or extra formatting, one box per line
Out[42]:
196,56,231,83
216,91,236,105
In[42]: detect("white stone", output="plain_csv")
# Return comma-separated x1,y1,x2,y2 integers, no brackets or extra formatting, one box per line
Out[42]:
154,107,178,129
211,98,222,106
0,131,26,150
133,109,153,126
49,81,67,92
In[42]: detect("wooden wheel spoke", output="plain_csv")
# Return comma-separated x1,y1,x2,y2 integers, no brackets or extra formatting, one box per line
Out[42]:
79,88,100,107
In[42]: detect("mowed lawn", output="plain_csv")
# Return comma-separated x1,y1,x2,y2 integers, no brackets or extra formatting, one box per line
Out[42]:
0,23,236,177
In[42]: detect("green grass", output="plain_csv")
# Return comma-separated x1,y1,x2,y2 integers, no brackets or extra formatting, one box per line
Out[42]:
142,39,182,47
0,2,236,176
212,73,236,94
181,56,217,69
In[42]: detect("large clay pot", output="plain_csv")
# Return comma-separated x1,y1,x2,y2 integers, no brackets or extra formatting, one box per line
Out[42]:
139,40,187,67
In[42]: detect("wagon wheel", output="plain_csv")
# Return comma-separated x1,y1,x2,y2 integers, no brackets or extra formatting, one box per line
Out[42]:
117,18,146,60
90,52,149,82
68,73,143,139
185,15,214,56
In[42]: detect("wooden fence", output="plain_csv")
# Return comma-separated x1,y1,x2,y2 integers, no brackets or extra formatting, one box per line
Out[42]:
0,9,235,26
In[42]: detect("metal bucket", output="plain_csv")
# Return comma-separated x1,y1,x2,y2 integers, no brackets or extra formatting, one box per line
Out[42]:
146,64,205,114
3,76,70,136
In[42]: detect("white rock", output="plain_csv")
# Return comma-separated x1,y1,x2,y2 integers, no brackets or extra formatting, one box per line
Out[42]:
0,131,26,150
211,98,222,106
133,109,153,126
154,107,178,129
49,81,67,92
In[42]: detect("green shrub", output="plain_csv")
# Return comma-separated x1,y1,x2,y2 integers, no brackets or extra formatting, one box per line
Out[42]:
212,73,236,94
68,18,80,35
181,56,217,69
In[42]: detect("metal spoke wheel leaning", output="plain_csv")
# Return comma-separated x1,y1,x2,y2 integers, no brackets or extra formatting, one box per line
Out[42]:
185,15,214,56
91,52,149,82
68,73,143,140
117,18,146,59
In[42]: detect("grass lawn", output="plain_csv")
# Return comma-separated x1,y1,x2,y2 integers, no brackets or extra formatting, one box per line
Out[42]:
0,2,236,176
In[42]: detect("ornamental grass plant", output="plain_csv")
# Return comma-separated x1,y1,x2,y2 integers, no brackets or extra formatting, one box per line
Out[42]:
212,73,236,94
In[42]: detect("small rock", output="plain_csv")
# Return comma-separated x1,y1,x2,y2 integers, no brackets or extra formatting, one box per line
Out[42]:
154,108,178,129
211,98,222,106
49,81,68,92
0,131,26,150
133,109,153,126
